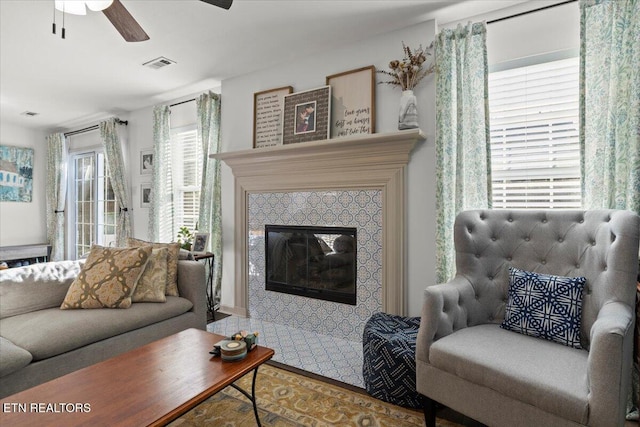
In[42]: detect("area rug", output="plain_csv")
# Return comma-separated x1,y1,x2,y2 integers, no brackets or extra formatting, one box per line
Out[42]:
168,363,461,427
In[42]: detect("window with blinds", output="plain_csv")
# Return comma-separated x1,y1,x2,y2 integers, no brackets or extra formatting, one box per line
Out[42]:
488,57,581,209
171,125,201,234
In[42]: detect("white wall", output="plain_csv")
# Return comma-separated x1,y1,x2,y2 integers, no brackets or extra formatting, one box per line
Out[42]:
0,122,47,246
219,20,438,316
127,105,154,240
487,1,579,68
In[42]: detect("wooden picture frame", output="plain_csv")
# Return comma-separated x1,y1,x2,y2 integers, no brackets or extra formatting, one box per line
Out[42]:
192,232,210,253
140,149,153,175
282,86,331,145
140,184,151,208
326,66,376,138
253,86,293,148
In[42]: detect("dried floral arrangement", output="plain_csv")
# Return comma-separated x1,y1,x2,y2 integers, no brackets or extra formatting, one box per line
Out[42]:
378,42,435,91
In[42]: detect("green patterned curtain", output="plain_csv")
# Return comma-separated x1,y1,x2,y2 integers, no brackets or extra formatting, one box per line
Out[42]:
435,22,492,283
149,105,173,242
45,132,67,261
580,0,640,215
196,91,222,308
99,118,131,247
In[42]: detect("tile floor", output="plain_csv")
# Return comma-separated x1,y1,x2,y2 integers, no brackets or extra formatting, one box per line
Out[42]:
207,315,364,388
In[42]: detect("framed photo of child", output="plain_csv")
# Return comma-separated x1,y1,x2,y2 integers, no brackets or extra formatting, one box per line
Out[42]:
192,232,210,253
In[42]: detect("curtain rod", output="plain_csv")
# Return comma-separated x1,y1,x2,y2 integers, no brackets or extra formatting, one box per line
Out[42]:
487,0,577,24
64,118,128,137
170,98,196,108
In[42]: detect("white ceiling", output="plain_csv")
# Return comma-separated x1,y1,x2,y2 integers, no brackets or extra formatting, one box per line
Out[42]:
0,0,536,132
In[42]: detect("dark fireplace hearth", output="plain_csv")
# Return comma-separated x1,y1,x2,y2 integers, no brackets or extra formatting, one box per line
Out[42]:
265,224,356,305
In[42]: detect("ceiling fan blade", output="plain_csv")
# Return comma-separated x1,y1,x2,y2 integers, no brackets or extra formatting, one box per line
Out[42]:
102,0,150,42
200,0,233,10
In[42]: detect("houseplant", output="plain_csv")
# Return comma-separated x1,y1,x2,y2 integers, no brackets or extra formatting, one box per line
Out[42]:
378,42,435,130
176,226,194,251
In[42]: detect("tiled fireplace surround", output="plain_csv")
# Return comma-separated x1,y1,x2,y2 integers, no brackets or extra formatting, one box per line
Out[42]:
214,129,424,341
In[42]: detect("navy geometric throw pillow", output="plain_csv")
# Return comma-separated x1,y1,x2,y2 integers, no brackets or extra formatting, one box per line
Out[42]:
500,267,586,349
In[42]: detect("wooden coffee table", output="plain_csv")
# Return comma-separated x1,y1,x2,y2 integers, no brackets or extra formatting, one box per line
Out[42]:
0,328,274,426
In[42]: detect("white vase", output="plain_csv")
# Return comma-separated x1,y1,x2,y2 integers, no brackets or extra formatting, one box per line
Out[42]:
398,90,419,130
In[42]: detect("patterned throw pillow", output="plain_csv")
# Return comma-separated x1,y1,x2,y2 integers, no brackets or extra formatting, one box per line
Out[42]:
61,245,152,309
127,238,180,296
501,267,586,349
132,248,168,303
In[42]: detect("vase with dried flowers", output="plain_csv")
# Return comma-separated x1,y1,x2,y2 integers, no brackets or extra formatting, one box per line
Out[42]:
378,42,435,130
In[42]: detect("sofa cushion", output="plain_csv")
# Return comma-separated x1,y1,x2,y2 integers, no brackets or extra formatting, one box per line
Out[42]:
430,324,589,424
0,337,32,377
61,245,152,310
128,238,180,296
501,267,586,349
0,260,84,319
132,248,168,303
0,296,193,361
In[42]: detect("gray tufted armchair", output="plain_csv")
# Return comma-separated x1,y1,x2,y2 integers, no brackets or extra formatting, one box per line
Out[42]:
416,210,640,427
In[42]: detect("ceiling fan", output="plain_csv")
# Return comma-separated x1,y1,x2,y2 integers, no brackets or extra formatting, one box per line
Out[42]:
54,0,233,42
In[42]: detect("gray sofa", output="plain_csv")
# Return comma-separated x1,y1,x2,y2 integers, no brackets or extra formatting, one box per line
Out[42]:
0,259,206,398
416,209,640,427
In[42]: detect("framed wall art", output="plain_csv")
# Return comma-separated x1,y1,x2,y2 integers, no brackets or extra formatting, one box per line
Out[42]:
326,66,376,138
140,184,152,208
253,86,293,148
0,145,34,202
140,149,153,175
282,86,331,145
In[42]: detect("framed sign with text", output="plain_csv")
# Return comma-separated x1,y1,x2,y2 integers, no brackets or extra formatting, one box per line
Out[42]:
326,66,376,138
253,86,293,148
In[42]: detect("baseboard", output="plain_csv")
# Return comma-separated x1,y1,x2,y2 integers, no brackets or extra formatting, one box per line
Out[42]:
218,305,247,317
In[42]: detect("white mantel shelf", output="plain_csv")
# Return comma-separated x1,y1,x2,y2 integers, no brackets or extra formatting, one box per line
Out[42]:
211,129,425,178
216,129,425,317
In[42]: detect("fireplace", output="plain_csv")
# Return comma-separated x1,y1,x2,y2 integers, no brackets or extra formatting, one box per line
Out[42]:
213,129,425,339
265,224,357,305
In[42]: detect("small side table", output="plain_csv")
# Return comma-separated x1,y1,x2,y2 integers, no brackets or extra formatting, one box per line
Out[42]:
193,252,216,322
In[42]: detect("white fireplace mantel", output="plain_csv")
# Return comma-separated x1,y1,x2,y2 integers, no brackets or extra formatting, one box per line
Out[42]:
212,129,425,316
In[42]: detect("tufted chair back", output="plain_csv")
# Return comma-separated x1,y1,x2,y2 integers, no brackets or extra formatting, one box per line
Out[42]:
452,209,640,348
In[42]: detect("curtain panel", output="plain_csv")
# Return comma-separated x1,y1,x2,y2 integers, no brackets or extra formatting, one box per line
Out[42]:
45,133,68,261
579,0,640,215
196,91,223,307
99,118,132,247
435,22,492,283
149,105,173,242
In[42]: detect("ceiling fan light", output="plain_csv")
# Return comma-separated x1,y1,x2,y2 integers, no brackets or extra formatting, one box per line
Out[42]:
54,1,87,15
86,0,114,12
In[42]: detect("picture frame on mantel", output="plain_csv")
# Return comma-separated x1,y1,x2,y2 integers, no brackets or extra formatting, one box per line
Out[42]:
253,86,293,148
326,66,376,138
282,86,331,145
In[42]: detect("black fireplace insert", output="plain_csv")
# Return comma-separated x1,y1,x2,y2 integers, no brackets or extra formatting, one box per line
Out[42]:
265,224,357,305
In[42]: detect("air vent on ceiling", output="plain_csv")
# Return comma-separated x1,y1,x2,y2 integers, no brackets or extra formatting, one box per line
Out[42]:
142,56,177,70
20,111,39,117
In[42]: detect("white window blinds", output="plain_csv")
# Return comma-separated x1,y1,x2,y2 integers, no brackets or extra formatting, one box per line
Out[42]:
488,57,581,209
171,125,201,233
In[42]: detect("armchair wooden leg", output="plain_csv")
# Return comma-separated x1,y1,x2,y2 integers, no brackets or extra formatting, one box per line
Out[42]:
421,394,436,427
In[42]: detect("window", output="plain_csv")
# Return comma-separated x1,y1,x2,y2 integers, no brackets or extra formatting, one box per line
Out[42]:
488,57,581,209
171,125,202,236
69,151,118,259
